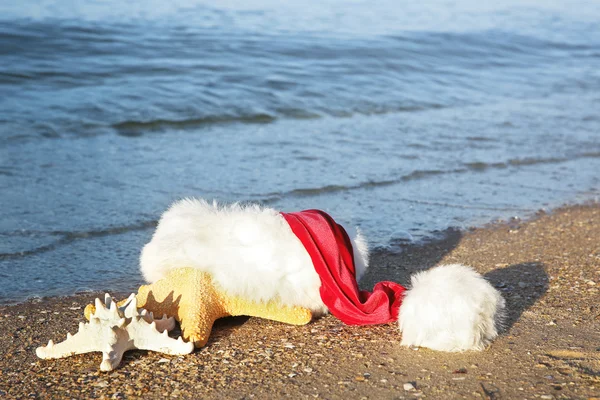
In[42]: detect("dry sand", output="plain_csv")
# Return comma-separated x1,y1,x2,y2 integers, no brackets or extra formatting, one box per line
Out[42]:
1,204,599,399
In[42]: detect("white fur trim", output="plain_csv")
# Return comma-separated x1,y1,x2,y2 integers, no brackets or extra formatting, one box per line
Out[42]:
140,198,369,316
346,226,369,282
398,264,505,352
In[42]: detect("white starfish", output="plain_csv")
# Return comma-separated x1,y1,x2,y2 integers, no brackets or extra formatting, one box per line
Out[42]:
36,293,194,371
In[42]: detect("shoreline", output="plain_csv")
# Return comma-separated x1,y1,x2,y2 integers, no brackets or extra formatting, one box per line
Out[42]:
2,200,594,308
1,203,599,399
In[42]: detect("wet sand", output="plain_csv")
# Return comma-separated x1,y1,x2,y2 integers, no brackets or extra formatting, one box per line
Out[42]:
1,204,599,399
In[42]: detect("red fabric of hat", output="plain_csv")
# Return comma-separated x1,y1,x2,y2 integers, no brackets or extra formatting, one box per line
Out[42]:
282,210,405,325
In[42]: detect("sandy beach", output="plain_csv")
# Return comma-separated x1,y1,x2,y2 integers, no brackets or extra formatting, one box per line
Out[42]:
3,2,600,399
1,204,598,399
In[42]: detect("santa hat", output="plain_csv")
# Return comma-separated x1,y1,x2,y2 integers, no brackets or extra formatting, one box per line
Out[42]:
282,209,506,352
141,199,506,352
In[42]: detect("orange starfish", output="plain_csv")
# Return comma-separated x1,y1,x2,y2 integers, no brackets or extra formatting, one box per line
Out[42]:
86,268,313,347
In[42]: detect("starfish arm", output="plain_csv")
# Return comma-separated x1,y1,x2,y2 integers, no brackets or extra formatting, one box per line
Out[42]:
100,350,124,372
36,318,115,359
134,268,313,347
176,305,220,348
135,268,229,348
126,316,194,355
124,295,176,332
139,310,176,333
99,325,135,372
84,293,131,321
224,296,313,326
39,292,194,371
84,294,176,332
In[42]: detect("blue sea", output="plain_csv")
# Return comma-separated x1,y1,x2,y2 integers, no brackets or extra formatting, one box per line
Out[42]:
1,0,599,304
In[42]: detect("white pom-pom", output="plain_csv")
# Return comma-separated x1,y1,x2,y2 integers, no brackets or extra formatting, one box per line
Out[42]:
398,264,505,352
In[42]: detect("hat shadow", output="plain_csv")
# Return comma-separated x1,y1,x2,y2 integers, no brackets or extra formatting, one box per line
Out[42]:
359,227,464,288
484,262,549,331
359,228,549,333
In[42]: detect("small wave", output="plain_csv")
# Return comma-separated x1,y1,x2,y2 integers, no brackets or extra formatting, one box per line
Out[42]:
2,101,452,144
466,136,498,142
401,169,448,181
111,103,448,137
113,114,277,136
0,220,157,260
396,197,532,212
274,108,321,120
464,162,507,171
1,133,39,144
263,169,450,201
507,157,567,167
465,152,600,171
265,152,600,203
287,184,350,196
0,71,36,83
581,151,600,158
0,169,16,177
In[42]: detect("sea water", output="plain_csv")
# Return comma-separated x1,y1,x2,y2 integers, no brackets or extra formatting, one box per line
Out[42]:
1,0,599,303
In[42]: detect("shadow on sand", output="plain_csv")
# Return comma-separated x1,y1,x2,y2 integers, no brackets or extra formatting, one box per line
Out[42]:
484,262,549,331
360,228,549,333
360,227,464,288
